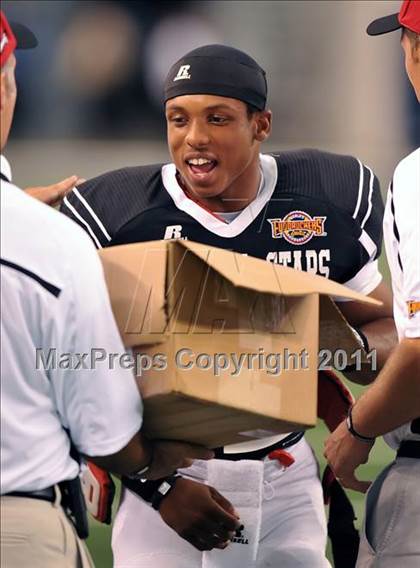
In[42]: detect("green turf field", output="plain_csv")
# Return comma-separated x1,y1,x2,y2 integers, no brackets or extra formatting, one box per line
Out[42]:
85,382,394,567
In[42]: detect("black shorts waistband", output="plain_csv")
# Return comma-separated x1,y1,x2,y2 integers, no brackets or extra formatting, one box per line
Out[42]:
5,486,55,502
397,440,420,459
213,431,305,461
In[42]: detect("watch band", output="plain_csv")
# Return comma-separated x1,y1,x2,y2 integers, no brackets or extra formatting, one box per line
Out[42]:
121,476,163,502
346,407,375,444
151,474,181,510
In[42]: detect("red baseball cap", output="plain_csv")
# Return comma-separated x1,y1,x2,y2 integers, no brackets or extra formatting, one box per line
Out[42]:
367,0,420,36
0,10,37,68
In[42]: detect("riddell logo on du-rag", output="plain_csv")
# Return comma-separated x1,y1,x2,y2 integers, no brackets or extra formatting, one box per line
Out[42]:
174,64,191,81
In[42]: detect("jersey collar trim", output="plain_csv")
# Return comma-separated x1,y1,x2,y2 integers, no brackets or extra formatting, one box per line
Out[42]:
161,154,278,238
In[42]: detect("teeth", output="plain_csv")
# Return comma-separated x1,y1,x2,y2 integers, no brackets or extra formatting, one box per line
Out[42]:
188,158,212,165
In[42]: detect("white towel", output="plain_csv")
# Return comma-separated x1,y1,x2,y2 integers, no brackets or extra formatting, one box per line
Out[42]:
203,459,264,568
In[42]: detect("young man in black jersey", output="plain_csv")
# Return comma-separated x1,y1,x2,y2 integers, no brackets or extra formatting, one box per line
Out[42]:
61,45,396,568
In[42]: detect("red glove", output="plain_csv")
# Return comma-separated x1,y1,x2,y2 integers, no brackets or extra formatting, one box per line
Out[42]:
80,461,115,524
317,369,355,433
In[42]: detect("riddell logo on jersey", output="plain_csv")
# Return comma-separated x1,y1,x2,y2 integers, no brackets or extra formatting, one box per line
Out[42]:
267,211,327,245
407,300,420,319
173,64,191,81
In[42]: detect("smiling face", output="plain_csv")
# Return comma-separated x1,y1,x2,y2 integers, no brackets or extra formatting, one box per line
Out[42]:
165,94,271,212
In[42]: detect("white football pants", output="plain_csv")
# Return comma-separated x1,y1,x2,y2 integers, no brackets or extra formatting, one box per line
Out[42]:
112,437,331,568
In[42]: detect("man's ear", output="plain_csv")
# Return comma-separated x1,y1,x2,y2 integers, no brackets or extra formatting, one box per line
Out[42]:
254,110,272,143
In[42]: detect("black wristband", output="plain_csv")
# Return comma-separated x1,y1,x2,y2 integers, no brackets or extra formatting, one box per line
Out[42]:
151,475,181,511
121,476,163,503
346,406,375,443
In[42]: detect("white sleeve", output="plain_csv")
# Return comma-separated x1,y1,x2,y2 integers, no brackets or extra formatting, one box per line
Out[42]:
51,229,142,456
393,150,420,338
337,259,382,301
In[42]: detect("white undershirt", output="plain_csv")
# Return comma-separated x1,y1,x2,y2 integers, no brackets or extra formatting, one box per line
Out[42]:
215,168,265,224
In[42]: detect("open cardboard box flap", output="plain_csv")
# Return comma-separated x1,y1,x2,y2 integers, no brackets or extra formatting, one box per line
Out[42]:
99,240,380,349
177,240,379,304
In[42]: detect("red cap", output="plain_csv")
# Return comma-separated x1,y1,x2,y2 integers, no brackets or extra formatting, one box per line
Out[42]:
367,0,420,36
0,11,16,67
0,10,37,68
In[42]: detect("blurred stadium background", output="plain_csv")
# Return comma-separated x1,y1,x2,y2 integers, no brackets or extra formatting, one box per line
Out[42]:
2,0,418,565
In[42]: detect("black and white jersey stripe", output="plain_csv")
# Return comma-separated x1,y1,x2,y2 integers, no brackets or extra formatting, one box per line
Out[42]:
61,164,164,249
352,160,382,261
389,181,403,272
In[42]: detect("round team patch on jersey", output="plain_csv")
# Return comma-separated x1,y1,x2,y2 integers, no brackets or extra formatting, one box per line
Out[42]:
267,211,327,245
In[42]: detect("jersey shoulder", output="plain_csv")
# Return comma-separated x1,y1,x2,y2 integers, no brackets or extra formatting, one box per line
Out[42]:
393,147,420,200
270,148,369,213
60,163,168,247
269,148,384,259
76,163,164,204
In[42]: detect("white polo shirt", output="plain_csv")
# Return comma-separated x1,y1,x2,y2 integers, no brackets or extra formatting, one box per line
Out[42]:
383,147,420,448
1,156,143,493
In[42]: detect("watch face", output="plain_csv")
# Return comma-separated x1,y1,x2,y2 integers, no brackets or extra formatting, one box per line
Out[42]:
159,481,171,495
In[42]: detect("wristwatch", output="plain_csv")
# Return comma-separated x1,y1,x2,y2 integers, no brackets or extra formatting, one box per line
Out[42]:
151,474,181,510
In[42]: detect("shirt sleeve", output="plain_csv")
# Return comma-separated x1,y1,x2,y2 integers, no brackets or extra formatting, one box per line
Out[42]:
50,227,143,456
354,162,384,262
60,182,113,249
342,258,382,297
340,162,384,299
393,150,420,338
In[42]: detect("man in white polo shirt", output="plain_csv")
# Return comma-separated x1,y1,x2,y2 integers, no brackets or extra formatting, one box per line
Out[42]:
325,1,420,566
0,11,213,568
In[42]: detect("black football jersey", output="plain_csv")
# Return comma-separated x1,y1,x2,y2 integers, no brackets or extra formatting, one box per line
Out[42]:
61,148,383,291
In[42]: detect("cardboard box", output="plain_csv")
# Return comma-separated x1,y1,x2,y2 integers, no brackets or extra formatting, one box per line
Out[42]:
99,240,379,447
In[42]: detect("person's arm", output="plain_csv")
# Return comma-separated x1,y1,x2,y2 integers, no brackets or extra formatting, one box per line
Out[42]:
325,154,420,491
349,338,420,435
324,337,420,492
123,378,241,549
338,280,397,385
87,434,213,480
